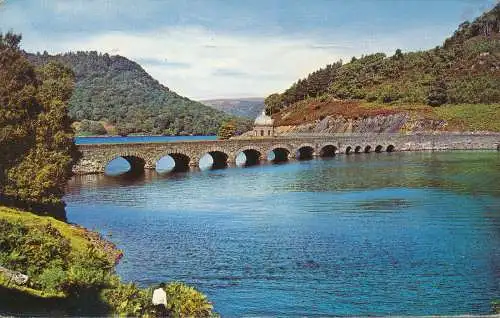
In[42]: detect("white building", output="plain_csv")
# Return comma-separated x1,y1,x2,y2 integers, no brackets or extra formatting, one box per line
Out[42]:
253,110,274,137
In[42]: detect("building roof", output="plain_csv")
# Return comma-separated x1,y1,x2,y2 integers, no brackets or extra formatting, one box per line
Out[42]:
254,110,274,126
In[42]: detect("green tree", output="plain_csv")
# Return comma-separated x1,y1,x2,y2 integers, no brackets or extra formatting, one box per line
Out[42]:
79,120,107,135
217,121,236,140
1,33,80,210
264,93,282,115
394,48,403,59
426,79,448,107
0,32,40,202
6,62,80,207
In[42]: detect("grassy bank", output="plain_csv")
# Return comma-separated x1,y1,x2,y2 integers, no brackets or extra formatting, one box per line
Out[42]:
0,206,215,317
361,102,500,131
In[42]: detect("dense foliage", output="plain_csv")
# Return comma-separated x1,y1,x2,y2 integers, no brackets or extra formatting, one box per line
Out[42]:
77,120,107,136
0,207,217,317
265,4,500,116
27,52,252,136
0,33,79,210
164,282,214,317
102,281,215,317
0,219,112,294
217,120,237,140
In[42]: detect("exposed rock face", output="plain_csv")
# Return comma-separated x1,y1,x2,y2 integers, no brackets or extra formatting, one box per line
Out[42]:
276,113,447,135
0,266,28,285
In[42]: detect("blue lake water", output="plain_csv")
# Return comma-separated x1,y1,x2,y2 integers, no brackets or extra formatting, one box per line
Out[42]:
64,150,500,316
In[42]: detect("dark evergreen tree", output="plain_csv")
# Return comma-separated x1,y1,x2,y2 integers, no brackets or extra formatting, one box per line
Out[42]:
426,79,448,107
394,49,403,59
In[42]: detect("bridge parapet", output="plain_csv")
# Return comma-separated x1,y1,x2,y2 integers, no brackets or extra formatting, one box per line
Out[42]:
74,133,500,175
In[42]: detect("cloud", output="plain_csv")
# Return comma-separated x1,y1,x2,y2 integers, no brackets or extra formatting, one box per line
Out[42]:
16,25,455,99
212,68,250,77
135,58,191,69
2,0,485,99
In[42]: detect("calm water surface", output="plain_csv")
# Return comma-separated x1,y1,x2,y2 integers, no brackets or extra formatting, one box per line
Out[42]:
65,150,500,317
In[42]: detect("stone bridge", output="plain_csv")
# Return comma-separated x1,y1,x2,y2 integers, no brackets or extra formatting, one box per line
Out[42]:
74,133,500,175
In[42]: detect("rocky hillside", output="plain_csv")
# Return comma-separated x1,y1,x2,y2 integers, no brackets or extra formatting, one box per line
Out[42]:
266,4,500,133
201,98,264,119
26,51,252,136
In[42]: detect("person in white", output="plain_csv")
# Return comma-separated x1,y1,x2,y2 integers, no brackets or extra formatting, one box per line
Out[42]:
152,282,168,315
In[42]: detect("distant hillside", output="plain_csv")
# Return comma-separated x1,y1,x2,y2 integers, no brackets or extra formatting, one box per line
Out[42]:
26,51,252,136
201,98,264,119
265,4,500,132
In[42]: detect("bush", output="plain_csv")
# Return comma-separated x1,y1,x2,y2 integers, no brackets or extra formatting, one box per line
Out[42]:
217,121,236,140
365,91,378,102
0,220,71,284
0,209,218,317
165,282,214,318
493,300,500,314
427,79,448,107
377,85,401,103
101,282,155,317
67,246,114,289
101,281,217,317
79,119,107,135
38,266,67,292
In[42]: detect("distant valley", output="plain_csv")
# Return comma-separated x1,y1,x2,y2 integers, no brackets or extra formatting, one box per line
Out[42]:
201,98,264,119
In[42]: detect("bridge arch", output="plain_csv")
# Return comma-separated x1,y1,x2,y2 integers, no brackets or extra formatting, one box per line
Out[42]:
345,146,352,155
319,143,338,157
375,145,383,153
295,143,316,160
386,145,395,152
199,147,230,170
155,153,191,173
234,146,262,167
354,146,362,154
103,152,148,176
364,145,372,153
268,144,293,163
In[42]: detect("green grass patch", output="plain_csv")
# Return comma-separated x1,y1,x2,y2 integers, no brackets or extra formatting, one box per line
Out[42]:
0,206,216,317
360,102,500,131
431,103,500,131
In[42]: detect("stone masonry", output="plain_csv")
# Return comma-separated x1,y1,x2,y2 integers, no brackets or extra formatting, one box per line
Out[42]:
74,133,500,174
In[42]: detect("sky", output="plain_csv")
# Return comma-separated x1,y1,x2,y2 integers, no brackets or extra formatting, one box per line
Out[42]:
0,0,497,100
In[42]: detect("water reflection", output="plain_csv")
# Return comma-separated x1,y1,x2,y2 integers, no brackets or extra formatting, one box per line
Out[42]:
65,151,500,317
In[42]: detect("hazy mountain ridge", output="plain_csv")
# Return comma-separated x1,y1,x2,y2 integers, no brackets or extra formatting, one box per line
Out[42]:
26,51,252,136
201,98,265,119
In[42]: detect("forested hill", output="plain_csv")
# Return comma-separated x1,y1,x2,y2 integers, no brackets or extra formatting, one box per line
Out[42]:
201,98,264,118
26,51,252,136
265,4,500,132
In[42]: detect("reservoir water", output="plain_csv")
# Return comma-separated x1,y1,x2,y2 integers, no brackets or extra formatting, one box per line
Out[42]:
65,144,500,316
